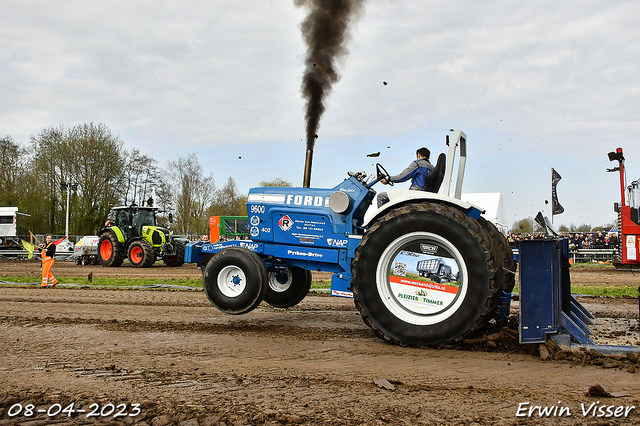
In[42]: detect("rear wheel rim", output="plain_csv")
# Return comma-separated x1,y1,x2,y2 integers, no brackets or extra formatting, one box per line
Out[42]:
218,265,246,297
268,270,293,293
376,231,468,325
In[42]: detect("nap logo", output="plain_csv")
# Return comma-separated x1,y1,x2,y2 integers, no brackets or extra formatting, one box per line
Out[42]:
250,226,259,237
420,244,438,255
239,242,259,250
327,238,348,247
279,215,294,232
250,215,260,226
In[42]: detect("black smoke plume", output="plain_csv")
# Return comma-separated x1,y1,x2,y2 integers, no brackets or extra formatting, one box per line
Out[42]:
296,0,365,185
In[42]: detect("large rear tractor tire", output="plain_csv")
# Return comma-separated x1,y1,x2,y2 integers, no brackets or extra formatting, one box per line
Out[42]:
264,266,312,308
480,219,517,293
352,203,500,347
128,240,156,268
203,247,267,314
98,233,124,267
473,217,505,327
163,240,186,267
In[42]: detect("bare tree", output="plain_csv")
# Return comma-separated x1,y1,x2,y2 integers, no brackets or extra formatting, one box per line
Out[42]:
166,152,216,235
30,122,126,234
510,217,534,234
575,223,593,233
0,135,29,207
258,178,293,187
67,123,126,233
0,135,49,234
208,177,247,218
122,149,161,206
30,125,65,232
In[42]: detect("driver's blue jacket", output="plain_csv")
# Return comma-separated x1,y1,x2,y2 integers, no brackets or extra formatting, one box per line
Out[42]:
389,158,434,190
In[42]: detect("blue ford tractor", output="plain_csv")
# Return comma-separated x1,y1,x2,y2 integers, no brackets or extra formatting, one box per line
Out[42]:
185,131,517,347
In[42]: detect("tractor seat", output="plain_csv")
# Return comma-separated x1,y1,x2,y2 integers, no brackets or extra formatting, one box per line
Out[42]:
422,153,446,193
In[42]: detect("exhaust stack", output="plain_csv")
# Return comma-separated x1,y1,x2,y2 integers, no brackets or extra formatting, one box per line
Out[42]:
296,0,365,187
303,148,313,188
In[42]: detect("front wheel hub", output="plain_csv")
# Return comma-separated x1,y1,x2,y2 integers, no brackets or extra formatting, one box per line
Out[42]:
217,265,246,297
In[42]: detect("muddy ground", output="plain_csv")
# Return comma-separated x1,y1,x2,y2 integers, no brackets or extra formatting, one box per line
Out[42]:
0,260,639,425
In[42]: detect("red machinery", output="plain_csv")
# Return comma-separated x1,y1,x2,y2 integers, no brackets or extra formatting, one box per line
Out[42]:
608,147,640,270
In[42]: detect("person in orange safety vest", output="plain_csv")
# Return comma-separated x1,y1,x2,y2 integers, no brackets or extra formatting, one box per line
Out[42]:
39,234,58,287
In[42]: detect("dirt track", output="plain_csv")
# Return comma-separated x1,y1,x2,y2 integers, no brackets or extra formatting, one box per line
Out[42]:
0,261,639,425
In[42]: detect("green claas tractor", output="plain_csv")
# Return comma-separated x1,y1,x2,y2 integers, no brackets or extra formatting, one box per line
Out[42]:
98,206,185,268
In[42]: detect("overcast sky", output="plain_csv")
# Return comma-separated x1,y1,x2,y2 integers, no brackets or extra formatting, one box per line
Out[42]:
2,0,639,229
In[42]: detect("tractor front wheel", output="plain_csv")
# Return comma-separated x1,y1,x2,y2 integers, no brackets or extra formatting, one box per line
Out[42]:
98,233,124,267
203,247,267,314
264,266,312,308
163,240,186,267
128,240,155,268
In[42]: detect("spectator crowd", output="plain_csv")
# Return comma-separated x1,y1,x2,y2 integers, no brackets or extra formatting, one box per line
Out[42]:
507,232,619,250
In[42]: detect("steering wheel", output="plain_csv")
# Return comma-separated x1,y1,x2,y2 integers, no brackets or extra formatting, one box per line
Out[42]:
376,163,393,186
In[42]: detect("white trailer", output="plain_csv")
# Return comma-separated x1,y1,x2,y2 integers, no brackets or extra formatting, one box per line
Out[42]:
71,235,100,265
0,207,19,247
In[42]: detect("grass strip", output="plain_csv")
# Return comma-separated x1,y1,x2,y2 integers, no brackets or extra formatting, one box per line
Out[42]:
568,263,615,269
506,285,638,298
570,285,639,298
1,275,203,288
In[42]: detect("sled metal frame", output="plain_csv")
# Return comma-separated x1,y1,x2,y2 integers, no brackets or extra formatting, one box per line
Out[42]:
518,238,638,355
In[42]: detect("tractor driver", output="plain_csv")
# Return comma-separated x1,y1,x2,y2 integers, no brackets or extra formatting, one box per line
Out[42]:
377,147,434,207
117,210,128,227
132,209,155,235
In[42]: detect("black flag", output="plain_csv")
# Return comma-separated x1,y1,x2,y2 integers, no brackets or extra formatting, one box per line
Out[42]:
552,168,564,215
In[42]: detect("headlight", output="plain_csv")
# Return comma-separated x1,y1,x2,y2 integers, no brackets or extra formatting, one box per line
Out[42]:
329,191,351,214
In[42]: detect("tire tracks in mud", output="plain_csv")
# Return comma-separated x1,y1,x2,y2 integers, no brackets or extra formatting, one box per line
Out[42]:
0,289,352,309
0,314,374,341
0,288,372,343
0,294,211,307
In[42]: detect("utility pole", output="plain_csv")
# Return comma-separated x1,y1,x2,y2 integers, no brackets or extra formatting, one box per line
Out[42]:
60,182,78,237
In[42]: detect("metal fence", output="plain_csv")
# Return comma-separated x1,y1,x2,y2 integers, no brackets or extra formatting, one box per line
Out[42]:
511,248,616,263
